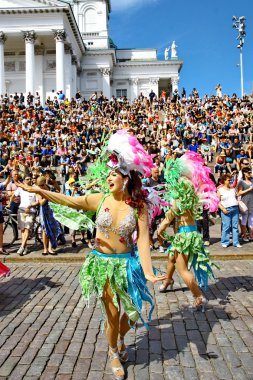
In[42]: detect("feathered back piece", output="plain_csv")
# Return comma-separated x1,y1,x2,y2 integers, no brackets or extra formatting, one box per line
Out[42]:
107,129,154,177
164,152,218,218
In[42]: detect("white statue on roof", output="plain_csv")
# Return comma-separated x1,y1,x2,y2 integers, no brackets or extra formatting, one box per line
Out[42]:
171,41,178,58
164,47,169,60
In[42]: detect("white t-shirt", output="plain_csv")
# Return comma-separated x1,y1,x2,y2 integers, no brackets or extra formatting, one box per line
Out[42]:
219,187,238,208
14,188,37,213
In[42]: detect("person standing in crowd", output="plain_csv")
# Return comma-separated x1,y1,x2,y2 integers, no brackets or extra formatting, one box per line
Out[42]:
17,130,166,380
0,175,11,255
149,89,156,104
14,176,38,256
6,170,20,241
36,176,61,256
237,167,253,242
217,174,241,248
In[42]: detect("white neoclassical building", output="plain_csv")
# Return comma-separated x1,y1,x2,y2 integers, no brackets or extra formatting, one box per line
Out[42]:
0,0,183,103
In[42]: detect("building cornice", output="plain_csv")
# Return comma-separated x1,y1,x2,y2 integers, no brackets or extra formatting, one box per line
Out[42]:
116,60,183,73
85,48,116,65
0,6,85,54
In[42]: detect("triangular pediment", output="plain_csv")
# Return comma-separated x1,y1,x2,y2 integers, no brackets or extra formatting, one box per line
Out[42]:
0,0,68,9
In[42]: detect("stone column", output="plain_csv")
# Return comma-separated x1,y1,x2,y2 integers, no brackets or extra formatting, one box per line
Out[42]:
72,55,77,98
53,29,66,93
23,31,37,96
129,78,138,102
171,76,179,93
149,77,159,98
64,44,72,100
100,68,111,99
0,32,7,96
35,45,44,105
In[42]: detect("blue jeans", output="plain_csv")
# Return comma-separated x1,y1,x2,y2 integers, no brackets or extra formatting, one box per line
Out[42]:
221,206,239,246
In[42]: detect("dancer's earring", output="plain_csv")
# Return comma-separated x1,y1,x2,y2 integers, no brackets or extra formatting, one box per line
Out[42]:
122,181,127,192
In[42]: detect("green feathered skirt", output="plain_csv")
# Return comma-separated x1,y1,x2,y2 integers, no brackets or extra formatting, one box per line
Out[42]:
79,249,154,327
166,226,217,289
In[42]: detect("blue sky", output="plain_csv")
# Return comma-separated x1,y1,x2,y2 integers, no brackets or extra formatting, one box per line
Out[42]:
110,0,253,97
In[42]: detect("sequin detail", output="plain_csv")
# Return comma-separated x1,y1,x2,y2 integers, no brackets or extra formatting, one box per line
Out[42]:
96,206,136,247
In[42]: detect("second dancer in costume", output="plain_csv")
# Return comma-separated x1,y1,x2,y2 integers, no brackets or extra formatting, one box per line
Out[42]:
158,152,219,311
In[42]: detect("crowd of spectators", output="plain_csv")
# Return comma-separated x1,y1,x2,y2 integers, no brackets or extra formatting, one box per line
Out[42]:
0,88,253,254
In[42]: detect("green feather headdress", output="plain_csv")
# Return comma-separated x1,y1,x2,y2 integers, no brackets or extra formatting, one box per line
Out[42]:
163,159,202,220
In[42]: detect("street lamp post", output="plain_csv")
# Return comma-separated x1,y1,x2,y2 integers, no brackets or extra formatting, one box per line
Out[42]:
232,16,246,98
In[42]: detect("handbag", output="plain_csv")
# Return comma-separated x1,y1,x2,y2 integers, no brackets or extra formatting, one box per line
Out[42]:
238,199,248,214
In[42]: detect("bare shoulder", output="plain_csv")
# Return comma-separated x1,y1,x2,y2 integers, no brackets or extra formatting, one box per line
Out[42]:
86,192,104,209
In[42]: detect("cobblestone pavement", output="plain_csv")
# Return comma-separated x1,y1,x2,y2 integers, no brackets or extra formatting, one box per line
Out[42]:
1,261,253,380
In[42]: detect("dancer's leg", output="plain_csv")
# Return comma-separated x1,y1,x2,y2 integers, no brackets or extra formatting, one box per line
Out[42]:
166,254,176,280
175,253,202,298
118,312,135,361
102,281,124,378
119,312,135,338
102,280,120,348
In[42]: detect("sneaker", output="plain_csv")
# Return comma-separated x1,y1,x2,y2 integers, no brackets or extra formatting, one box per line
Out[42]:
242,237,249,242
23,247,28,255
204,241,210,246
159,246,165,253
221,244,228,248
17,246,24,255
234,244,242,248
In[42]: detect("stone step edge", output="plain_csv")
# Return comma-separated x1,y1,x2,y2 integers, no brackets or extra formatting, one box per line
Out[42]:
1,253,253,263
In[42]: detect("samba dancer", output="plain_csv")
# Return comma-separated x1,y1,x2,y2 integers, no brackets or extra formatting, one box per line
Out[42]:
17,129,166,380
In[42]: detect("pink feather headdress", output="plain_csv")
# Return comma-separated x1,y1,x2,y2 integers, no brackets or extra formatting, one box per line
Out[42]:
178,152,219,212
107,129,154,177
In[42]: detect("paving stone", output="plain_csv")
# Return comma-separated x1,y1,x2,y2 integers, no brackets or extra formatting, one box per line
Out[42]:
179,350,195,367
149,340,162,354
7,364,29,380
25,357,48,377
164,365,184,380
0,356,20,377
134,363,149,379
150,373,164,380
220,346,242,368
183,367,199,379
90,351,107,371
149,353,163,373
238,352,253,375
211,358,233,379
229,366,249,380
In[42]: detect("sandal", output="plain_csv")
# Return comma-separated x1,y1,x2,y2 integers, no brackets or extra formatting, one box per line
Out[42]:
189,296,207,312
108,346,125,380
118,336,128,363
159,279,174,293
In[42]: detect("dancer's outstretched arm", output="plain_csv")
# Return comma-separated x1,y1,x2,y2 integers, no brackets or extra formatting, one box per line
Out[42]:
16,182,103,212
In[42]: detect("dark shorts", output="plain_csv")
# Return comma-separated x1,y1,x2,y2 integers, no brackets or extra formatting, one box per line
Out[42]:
0,211,4,224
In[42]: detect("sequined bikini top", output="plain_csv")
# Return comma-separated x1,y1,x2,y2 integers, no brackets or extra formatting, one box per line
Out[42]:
96,196,137,247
